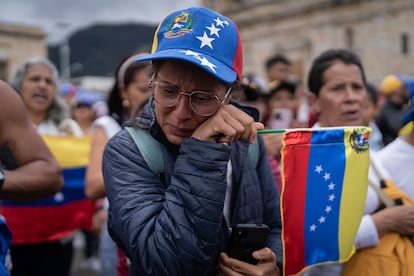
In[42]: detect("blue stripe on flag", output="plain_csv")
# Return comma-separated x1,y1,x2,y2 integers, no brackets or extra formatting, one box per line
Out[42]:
304,129,346,266
3,167,86,207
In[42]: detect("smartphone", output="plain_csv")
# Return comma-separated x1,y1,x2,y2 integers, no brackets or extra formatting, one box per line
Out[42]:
227,224,269,264
268,108,293,129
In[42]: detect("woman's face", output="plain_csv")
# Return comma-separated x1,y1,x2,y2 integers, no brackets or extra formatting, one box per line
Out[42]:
268,89,296,111
154,60,229,145
19,64,56,115
312,61,366,127
120,69,152,116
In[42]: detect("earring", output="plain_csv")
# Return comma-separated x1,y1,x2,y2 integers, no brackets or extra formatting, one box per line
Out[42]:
122,99,130,108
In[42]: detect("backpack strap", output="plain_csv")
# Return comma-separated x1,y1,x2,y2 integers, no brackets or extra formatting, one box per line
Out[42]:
125,127,164,176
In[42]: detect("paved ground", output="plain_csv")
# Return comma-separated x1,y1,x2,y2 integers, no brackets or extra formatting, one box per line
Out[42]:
70,231,100,276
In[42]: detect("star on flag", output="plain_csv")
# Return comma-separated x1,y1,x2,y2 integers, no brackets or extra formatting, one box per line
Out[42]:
309,164,337,232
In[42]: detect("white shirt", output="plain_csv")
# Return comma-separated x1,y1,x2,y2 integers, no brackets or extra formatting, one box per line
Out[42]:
377,137,414,199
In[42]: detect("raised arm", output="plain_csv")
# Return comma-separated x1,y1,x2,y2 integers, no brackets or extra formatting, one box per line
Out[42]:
0,81,62,201
85,126,108,200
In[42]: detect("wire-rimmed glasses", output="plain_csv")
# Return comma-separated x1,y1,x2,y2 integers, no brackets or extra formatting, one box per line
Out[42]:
149,77,233,116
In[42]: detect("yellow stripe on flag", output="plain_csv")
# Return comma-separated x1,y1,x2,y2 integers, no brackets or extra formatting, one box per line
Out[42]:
338,127,371,261
42,135,91,168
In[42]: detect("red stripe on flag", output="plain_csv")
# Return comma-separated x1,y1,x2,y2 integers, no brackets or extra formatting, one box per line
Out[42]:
2,199,94,244
281,131,311,275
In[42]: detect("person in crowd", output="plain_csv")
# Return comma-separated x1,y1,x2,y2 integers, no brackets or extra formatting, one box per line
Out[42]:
363,82,384,151
260,80,308,191
302,48,414,275
102,7,282,276
84,52,152,276
264,80,304,129
7,56,83,276
232,73,267,122
377,83,414,197
11,57,83,137
376,74,412,145
265,53,291,83
71,94,97,136
71,90,103,273
0,80,63,274
0,80,63,200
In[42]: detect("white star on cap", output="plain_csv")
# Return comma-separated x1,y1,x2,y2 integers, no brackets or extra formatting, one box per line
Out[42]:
206,23,221,37
179,50,217,73
196,32,215,49
180,50,201,58
214,17,225,27
199,57,217,73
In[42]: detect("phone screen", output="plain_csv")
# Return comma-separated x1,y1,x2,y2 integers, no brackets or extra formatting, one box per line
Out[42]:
227,224,269,264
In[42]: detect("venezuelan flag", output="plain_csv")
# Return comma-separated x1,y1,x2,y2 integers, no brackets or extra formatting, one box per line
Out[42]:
2,135,95,244
280,127,370,276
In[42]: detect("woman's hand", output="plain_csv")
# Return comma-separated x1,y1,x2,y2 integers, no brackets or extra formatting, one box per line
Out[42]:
372,205,414,236
192,104,264,144
217,248,281,276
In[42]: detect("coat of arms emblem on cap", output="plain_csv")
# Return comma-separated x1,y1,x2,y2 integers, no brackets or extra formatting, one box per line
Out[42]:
164,12,193,38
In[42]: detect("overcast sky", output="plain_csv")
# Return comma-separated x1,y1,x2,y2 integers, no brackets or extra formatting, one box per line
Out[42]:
0,0,202,45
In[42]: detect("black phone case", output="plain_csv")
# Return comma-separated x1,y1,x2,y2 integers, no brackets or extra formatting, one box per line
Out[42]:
227,224,269,264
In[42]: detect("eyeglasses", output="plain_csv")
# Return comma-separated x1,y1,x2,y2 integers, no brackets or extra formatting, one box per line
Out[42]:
149,78,233,116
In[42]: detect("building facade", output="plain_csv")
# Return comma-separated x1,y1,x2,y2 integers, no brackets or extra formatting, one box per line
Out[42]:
205,0,414,86
0,22,47,82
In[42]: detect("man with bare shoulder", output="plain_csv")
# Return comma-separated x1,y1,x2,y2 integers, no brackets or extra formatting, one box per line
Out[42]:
0,80,62,274
0,80,62,201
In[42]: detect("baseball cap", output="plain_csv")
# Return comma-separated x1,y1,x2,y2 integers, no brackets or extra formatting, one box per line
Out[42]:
380,74,403,95
135,7,243,84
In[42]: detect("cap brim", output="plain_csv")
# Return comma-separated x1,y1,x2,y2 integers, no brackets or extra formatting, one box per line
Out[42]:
135,49,237,84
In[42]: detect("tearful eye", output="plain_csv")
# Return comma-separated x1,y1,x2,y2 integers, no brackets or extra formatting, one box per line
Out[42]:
160,85,179,98
191,93,215,104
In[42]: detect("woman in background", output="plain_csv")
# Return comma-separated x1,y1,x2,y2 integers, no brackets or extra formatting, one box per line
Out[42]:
85,52,152,276
8,56,82,276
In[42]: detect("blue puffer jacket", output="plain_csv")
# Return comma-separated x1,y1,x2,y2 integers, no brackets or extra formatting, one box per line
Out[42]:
103,98,282,276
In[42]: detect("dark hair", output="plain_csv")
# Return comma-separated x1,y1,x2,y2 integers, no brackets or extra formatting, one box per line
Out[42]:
266,80,296,98
365,82,378,106
107,52,151,124
265,54,291,70
307,49,367,96
239,74,265,101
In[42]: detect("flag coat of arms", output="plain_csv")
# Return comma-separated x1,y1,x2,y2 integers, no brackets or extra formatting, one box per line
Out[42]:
2,135,95,244
280,127,371,275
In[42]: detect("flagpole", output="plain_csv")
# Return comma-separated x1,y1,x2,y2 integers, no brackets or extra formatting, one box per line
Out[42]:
257,129,286,134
